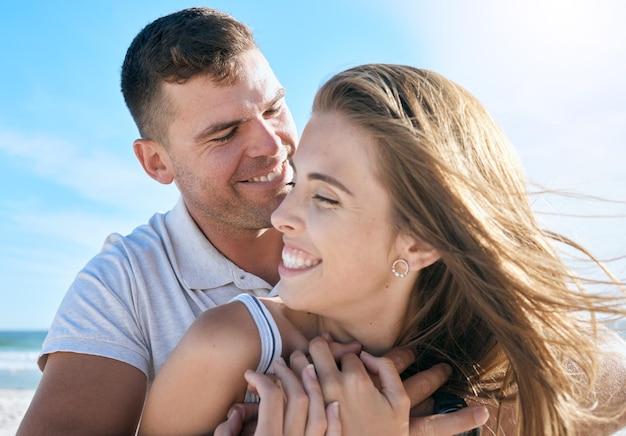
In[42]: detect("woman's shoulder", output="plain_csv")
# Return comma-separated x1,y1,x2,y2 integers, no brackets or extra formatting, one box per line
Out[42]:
183,298,262,361
143,297,263,434
259,296,315,354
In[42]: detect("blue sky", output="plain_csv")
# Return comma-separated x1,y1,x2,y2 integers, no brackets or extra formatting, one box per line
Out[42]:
1,0,625,330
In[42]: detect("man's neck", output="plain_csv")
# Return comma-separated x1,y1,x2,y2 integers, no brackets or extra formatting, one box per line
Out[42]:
203,224,283,286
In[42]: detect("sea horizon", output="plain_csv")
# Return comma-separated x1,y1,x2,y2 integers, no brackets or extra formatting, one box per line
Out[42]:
1,319,625,391
0,330,46,390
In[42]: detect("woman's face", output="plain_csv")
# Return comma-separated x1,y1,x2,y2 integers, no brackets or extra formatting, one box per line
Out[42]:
271,112,408,319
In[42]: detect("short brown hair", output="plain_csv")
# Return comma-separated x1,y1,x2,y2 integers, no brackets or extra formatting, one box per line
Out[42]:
121,7,257,142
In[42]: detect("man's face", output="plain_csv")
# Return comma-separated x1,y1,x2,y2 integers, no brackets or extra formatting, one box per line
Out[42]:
161,49,298,238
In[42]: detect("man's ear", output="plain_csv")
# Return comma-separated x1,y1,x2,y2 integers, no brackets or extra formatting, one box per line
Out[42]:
396,234,441,272
133,138,174,185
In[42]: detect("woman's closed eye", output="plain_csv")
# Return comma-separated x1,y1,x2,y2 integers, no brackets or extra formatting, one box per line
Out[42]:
313,194,339,206
287,179,340,206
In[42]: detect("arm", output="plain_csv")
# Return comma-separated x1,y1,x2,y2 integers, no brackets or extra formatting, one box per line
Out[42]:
139,302,262,435
18,241,157,435
215,359,341,436
17,353,146,435
307,338,488,436
222,337,487,436
215,334,362,436
362,345,488,435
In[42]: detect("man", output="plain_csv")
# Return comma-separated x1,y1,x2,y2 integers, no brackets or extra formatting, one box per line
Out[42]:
18,8,484,435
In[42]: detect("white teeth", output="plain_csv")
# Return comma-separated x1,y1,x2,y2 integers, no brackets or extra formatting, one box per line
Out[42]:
248,165,282,183
282,249,321,269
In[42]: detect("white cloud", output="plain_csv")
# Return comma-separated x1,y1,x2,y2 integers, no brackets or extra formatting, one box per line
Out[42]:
6,206,144,251
0,128,178,213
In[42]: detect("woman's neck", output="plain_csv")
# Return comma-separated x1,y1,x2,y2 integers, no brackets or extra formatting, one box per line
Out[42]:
315,316,404,356
276,302,407,357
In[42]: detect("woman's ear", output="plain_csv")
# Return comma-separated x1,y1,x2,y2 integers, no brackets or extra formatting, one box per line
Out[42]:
396,234,441,272
133,138,175,185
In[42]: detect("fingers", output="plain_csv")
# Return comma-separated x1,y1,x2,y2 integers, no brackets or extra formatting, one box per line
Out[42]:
272,357,331,436
381,346,418,374
289,349,311,380
325,402,341,436
289,334,362,377
320,332,363,360
359,351,410,412
243,370,284,434
382,347,454,412
403,362,452,409
272,358,308,436
213,407,244,436
300,364,329,436
213,403,260,436
307,337,343,402
409,405,489,436
309,341,411,435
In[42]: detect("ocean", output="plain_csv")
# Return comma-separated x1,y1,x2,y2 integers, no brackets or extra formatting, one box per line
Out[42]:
0,322,624,391
0,331,46,390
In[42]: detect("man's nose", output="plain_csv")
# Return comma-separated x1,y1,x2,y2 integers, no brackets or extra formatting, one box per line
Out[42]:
246,119,282,158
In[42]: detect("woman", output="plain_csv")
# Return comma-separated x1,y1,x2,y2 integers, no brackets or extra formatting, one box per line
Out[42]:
139,64,626,435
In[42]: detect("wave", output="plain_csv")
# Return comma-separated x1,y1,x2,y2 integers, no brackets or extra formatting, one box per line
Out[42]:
0,351,40,372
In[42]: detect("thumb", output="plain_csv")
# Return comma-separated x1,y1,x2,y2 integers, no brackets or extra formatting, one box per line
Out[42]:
325,402,342,436
213,406,244,436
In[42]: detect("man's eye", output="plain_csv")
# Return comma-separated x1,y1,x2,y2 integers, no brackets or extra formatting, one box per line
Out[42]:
213,128,237,143
263,105,281,117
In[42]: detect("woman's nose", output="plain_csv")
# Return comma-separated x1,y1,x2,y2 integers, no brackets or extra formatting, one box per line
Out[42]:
271,188,300,233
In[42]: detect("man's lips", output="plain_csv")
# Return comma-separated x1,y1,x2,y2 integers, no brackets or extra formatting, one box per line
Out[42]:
245,163,286,183
243,145,294,183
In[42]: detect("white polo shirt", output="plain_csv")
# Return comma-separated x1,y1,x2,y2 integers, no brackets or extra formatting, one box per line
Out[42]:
39,198,274,381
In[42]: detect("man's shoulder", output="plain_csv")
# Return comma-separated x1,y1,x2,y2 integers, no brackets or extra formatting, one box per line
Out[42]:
103,210,169,249
75,209,176,286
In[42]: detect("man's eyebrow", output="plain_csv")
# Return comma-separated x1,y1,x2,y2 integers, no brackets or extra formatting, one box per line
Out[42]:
192,88,287,144
272,87,287,105
308,172,354,195
193,118,248,143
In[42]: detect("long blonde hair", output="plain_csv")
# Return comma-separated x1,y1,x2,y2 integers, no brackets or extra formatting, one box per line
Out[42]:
313,64,626,435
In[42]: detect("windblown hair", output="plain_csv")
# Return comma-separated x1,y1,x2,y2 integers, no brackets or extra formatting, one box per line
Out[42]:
313,64,626,435
121,7,257,142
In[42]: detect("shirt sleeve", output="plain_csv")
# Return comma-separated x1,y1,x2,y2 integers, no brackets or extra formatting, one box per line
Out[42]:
39,235,150,376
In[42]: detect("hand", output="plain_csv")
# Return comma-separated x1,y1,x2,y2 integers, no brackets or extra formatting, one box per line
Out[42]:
213,403,258,436
309,337,489,436
214,358,341,436
306,337,410,435
214,335,362,436
381,347,489,435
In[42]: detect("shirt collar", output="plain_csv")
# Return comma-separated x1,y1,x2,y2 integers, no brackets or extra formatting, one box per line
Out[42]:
165,197,272,292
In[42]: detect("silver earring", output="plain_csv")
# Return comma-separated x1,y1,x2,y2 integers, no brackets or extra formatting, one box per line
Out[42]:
391,259,409,278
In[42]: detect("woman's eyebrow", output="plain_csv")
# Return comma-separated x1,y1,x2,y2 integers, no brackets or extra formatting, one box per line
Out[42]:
307,172,353,195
